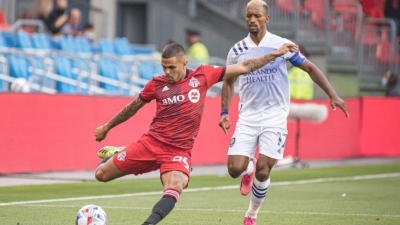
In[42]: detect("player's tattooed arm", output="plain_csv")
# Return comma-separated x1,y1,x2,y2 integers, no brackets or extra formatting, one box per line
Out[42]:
242,53,280,72
105,97,146,130
224,43,298,80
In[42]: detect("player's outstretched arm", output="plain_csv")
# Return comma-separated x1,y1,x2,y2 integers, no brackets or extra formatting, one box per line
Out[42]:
95,97,147,142
223,43,298,80
298,61,349,118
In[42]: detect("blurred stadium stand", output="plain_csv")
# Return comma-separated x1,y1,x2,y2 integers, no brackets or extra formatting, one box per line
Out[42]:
0,0,398,96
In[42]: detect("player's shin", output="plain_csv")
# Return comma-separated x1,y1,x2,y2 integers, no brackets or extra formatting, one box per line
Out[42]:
245,178,270,219
142,188,180,225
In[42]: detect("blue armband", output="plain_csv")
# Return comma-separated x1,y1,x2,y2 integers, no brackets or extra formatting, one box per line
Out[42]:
289,50,306,67
220,109,229,116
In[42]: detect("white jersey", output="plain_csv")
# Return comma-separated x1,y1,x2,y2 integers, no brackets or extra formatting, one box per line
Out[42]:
226,32,306,128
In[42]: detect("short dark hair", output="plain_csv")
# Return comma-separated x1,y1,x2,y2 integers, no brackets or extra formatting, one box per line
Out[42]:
186,28,201,36
162,43,186,58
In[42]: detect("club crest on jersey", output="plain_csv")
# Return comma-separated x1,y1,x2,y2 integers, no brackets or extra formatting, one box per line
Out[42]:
188,89,200,103
189,77,200,88
230,137,236,147
117,152,126,161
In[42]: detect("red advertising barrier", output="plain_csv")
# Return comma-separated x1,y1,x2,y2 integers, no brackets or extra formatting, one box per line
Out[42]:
0,94,399,174
360,97,400,156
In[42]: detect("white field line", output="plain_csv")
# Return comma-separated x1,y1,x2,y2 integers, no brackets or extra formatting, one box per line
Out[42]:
18,204,400,218
0,172,399,207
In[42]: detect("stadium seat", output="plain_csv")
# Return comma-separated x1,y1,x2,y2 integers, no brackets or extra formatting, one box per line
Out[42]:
16,31,33,49
9,55,30,79
2,32,16,48
55,56,75,93
375,38,400,64
74,37,92,53
357,23,380,46
332,1,359,31
305,0,338,30
31,33,51,49
98,58,120,92
55,55,88,94
131,44,155,55
139,62,163,81
99,39,115,54
59,35,75,52
114,37,155,55
360,0,385,18
277,0,294,13
0,33,6,47
114,37,131,55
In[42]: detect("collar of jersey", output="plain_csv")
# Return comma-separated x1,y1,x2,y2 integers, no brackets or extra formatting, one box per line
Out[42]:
246,31,272,47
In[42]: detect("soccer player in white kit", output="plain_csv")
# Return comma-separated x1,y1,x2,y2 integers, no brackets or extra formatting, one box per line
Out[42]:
219,1,350,225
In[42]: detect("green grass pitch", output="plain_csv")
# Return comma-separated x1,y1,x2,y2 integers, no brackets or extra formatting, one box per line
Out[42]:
1,163,400,224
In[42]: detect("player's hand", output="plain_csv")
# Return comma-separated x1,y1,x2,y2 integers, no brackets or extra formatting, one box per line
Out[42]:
276,43,298,55
95,125,110,142
219,114,231,134
330,95,349,118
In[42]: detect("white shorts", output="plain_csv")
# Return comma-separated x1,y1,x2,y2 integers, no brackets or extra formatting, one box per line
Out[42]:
227,124,288,160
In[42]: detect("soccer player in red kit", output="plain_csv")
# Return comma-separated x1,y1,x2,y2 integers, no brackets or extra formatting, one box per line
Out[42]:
94,43,298,225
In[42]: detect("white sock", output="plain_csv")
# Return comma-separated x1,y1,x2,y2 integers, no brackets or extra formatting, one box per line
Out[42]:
245,177,270,219
240,158,255,176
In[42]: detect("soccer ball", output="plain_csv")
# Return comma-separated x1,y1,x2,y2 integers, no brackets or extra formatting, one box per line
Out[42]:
10,78,30,93
76,204,108,225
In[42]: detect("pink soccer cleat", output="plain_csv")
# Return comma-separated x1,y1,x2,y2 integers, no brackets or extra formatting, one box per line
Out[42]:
240,158,257,196
243,216,256,225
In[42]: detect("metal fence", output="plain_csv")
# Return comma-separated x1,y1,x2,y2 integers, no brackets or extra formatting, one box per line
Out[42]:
357,18,399,92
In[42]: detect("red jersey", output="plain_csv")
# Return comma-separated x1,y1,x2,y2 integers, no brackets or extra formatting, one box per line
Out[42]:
139,65,226,150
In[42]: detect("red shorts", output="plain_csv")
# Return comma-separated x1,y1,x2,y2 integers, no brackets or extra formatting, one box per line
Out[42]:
113,134,192,178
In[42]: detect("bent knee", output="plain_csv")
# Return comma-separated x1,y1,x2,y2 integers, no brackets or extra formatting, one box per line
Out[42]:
227,163,245,178
255,167,271,181
95,168,110,182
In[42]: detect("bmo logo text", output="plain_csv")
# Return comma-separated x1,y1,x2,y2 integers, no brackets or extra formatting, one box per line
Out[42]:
162,95,185,105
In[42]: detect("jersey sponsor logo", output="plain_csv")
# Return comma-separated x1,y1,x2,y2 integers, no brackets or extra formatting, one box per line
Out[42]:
117,152,126,161
162,86,170,92
161,95,185,105
245,68,278,76
243,68,278,83
188,89,200,103
189,77,200,88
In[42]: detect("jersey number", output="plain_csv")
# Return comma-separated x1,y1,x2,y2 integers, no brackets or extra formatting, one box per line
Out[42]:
172,156,190,172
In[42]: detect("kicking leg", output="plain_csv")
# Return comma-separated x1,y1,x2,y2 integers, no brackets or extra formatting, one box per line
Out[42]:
95,146,128,182
142,171,189,225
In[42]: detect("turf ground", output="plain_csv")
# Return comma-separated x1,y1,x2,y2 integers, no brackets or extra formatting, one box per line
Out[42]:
1,163,400,225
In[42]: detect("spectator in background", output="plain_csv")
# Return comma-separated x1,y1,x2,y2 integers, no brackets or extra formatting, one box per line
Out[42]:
19,9,37,33
384,0,400,37
37,0,53,24
60,8,81,37
382,71,400,96
185,28,210,64
45,0,68,36
288,45,314,100
82,22,95,43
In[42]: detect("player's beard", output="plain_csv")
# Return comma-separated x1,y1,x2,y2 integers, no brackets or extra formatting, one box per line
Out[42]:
249,29,259,36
